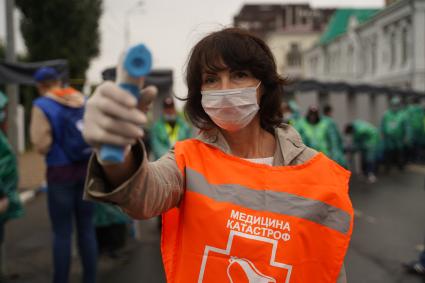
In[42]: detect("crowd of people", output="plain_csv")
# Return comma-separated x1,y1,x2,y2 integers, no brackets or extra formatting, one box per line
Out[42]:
282,96,425,184
282,95,425,278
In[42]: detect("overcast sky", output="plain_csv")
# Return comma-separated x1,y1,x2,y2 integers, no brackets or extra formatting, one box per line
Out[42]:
0,0,384,97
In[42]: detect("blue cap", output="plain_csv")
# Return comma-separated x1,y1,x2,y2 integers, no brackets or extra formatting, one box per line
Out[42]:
33,67,59,82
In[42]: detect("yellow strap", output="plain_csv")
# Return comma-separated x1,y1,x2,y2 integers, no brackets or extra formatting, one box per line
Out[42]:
165,123,180,145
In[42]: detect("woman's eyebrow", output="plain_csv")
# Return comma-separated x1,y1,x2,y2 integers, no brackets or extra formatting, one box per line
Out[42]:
202,70,217,75
229,68,248,72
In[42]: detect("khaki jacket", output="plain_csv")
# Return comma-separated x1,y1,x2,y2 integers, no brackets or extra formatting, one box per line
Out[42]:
84,124,347,282
30,87,85,155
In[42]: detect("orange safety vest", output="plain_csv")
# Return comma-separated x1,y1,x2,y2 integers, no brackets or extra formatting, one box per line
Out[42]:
162,139,353,283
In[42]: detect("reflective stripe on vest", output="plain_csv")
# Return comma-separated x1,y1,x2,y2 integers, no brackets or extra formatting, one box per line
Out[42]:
162,139,353,283
186,168,350,234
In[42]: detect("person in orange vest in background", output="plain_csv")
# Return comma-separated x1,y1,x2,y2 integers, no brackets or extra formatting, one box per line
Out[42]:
30,67,97,283
82,28,353,283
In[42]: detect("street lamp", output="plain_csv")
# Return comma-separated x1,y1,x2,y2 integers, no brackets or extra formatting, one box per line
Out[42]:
124,1,145,48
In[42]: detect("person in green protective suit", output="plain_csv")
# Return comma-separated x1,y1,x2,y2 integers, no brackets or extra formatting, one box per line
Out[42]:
322,105,347,167
150,97,192,160
295,106,347,167
380,97,407,172
281,99,301,126
404,97,425,163
345,120,380,183
0,130,24,279
94,202,131,259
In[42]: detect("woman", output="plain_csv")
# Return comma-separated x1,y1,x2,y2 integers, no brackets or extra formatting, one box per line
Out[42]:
83,28,353,282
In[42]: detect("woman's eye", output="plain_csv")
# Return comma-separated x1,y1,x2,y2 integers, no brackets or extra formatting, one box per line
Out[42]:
233,71,249,79
203,76,217,84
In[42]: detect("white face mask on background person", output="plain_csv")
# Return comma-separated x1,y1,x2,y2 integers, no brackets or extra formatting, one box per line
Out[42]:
164,114,177,122
201,82,261,132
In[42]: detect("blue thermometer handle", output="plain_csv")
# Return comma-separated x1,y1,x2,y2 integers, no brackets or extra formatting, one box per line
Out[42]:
99,44,152,163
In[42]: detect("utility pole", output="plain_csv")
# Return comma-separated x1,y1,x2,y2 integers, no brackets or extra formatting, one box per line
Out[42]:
5,0,19,153
124,1,144,48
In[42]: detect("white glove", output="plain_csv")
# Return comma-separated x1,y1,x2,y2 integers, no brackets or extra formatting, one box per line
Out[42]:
83,82,157,154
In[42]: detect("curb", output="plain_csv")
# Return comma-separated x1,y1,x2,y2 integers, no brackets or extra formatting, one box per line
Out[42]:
19,185,46,205
406,164,425,174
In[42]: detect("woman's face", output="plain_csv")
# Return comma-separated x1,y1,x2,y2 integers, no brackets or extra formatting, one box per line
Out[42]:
201,68,262,101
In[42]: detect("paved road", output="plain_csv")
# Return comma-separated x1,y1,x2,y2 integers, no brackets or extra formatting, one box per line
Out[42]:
346,169,424,283
3,169,424,283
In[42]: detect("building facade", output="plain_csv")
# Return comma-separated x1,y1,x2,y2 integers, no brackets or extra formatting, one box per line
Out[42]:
300,0,424,128
305,0,425,93
234,4,335,79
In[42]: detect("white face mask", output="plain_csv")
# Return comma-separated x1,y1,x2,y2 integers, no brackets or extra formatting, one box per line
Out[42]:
201,83,260,132
164,114,177,122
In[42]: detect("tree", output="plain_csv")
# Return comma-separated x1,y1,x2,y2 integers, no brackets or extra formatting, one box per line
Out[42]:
15,0,102,80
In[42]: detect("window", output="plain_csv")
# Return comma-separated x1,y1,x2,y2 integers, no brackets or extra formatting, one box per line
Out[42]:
300,9,308,25
390,31,396,68
310,57,318,75
312,17,321,31
371,38,377,73
324,50,330,74
401,27,409,65
286,43,302,67
331,49,341,74
361,41,369,74
347,45,354,74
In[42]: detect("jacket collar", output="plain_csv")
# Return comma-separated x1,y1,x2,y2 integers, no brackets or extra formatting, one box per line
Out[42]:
195,123,306,166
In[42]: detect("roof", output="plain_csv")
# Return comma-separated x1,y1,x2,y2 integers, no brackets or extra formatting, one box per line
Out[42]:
319,8,380,45
285,79,425,99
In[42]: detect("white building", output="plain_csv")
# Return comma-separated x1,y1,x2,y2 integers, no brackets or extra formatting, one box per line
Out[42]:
300,0,425,127
266,30,322,79
305,0,425,93
234,4,335,80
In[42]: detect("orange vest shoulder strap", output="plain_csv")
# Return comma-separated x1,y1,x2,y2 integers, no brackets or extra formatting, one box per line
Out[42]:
174,138,208,174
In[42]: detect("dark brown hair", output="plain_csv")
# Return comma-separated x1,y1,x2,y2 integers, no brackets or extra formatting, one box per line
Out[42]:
181,27,287,132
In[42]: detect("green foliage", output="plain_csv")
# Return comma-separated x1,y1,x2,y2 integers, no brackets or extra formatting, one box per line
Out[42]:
15,0,102,80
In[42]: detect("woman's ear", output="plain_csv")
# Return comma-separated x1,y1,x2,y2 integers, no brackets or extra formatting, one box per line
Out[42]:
256,82,264,103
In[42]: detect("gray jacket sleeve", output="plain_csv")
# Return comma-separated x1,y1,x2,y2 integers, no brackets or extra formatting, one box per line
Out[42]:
337,264,347,283
84,140,184,219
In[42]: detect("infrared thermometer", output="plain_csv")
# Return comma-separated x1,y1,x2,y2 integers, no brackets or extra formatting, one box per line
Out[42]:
99,44,152,163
